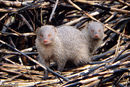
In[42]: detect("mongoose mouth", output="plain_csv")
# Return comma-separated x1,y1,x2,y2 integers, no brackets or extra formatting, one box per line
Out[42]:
93,37,101,40
94,37,101,39
93,35,101,40
43,40,52,45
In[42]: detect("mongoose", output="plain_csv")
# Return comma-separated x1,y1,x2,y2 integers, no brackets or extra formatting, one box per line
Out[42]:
35,25,90,73
81,21,104,55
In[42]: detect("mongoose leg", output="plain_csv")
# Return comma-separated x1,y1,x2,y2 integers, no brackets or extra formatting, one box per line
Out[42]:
38,55,49,79
57,59,67,71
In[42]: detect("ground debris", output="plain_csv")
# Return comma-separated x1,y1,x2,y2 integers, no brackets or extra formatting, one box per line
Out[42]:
0,0,130,87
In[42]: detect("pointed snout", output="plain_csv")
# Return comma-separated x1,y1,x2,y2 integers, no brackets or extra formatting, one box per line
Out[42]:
94,34,99,38
43,39,49,43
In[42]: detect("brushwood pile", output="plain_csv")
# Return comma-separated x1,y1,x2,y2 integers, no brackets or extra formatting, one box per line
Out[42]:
0,0,130,87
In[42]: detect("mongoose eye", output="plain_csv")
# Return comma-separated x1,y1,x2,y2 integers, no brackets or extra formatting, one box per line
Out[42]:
98,29,101,32
91,29,94,32
39,35,43,38
48,34,51,37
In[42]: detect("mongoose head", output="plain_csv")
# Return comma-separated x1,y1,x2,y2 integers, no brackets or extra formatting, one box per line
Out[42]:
36,25,57,45
87,21,104,40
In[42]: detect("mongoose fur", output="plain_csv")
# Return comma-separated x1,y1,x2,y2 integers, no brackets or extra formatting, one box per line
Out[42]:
81,21,104,55
35,25,90,73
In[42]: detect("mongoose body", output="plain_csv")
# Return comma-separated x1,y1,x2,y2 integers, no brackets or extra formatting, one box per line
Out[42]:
35,25,90,72
81,21,104,54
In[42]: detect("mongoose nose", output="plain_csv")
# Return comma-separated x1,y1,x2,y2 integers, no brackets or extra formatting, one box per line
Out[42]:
43,40,48,43
94,34,99,38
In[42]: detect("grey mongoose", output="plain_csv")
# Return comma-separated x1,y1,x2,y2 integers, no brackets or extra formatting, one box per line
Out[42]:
35,25,90,73
81,21,104,55
35,22,104,78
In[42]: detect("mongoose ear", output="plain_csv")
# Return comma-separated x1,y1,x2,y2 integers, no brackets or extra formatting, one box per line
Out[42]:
88,21,93,24
54,27,58,33
86,22,89,29
102,23,105,29
36,27,40,35
100,23,105,30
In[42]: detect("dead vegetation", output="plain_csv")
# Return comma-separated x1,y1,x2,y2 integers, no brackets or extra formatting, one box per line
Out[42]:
0,0,130,87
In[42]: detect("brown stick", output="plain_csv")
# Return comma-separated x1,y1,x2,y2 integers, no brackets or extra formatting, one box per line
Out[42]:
0,40,69,81
0,0,32,7
74,0,130,14
68,0,130,38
